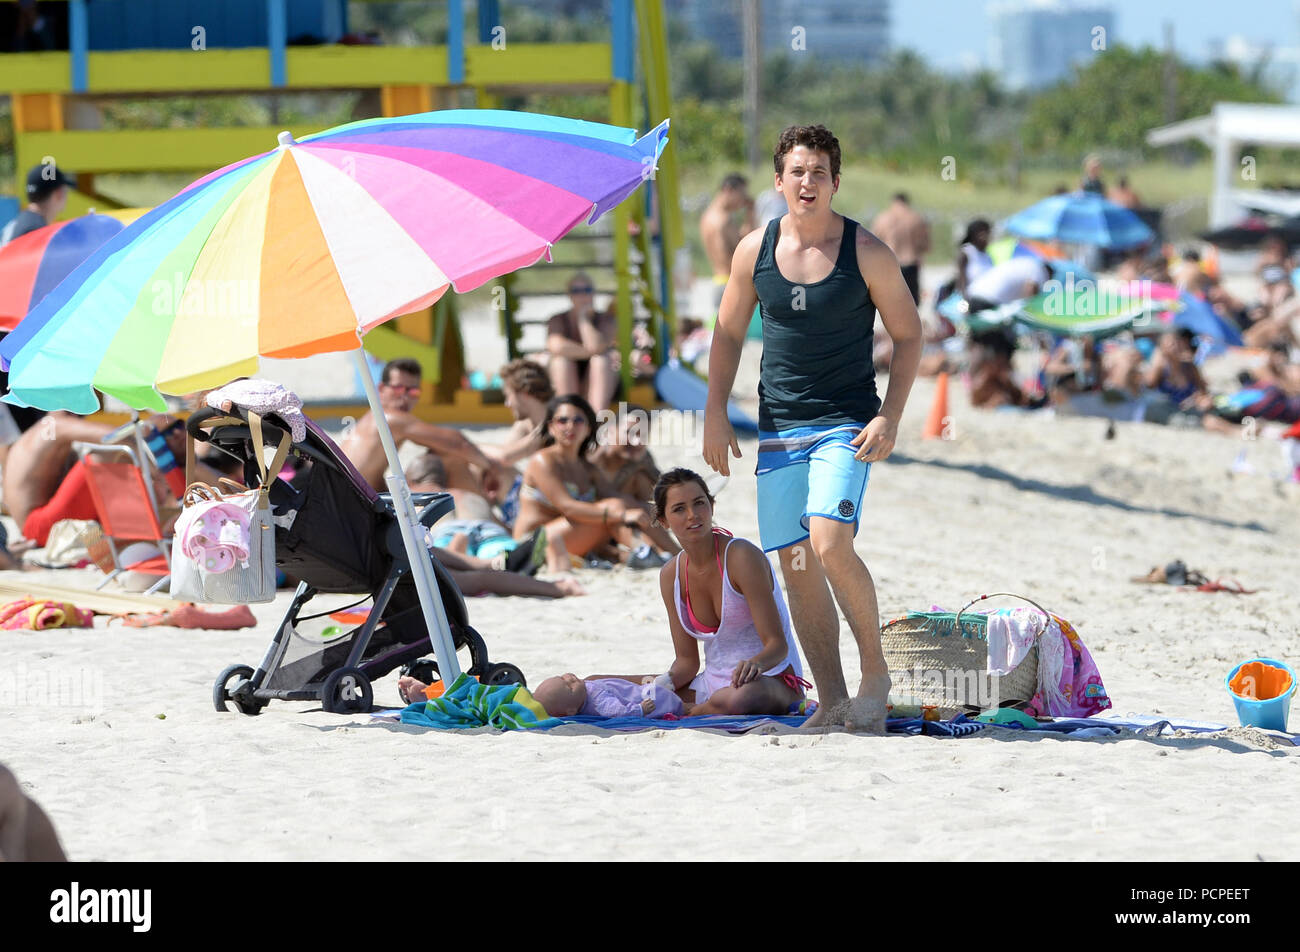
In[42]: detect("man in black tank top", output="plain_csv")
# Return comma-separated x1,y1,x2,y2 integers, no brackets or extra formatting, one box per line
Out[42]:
702,125,923,733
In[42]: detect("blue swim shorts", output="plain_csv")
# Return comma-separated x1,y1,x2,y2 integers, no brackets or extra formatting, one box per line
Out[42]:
755,423,870,552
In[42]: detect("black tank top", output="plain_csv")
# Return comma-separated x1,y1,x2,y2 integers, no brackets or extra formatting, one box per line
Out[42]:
751,215,880,431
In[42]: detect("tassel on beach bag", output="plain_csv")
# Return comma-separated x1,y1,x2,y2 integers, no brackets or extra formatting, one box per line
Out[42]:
169,411,290,605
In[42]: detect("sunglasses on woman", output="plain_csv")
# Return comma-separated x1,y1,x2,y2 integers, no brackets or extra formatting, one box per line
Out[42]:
552,414,587,427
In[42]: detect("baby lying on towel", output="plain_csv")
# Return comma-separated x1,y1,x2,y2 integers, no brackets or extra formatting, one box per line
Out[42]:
398,672,683,718
533,673,683,718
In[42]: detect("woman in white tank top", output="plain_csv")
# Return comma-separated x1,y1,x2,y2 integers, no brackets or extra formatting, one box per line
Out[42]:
654,469,809,715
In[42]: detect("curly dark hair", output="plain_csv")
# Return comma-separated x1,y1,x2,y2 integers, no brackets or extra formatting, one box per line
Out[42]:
651,467,715,523
499,358,554,402
773,124,841,181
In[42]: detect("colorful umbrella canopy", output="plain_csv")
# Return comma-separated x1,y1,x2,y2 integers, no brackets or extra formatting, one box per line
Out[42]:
986,236,1064,266
1165,292,1244,348
0,213,128,330
939,270,1178,340
3,110,670,413
1004,191,1154,250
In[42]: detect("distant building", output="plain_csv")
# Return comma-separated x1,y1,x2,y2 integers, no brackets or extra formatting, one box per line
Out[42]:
990,0,1114,91
667,0,891,64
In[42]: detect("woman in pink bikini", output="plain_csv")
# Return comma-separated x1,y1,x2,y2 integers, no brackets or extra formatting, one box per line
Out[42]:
649,468,809,715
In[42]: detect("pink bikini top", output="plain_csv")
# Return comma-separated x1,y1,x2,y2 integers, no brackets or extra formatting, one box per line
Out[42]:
680,528,732,634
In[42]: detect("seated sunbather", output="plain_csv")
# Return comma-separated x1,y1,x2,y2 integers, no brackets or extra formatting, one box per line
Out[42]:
341,358,501,499
3,414,204,549
513,394,677,573
589,407,660,502
1201,343,1300,433
406,451,546,574
405,451,580,596
581,468,810,717
969,330,1043,410
1143,329,1207,408
1,412,113,536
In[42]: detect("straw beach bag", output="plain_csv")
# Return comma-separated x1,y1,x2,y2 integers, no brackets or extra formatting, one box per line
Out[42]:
881,592,1051,717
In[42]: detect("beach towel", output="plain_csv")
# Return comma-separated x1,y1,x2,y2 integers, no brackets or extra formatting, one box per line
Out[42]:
399,673,559,730
0,598,95,630
985,608,1042,674
1022,614,1111,719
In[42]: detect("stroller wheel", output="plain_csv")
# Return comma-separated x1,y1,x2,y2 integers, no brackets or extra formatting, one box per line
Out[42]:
484,662,526,688
214,664,264,716
322,666,374,714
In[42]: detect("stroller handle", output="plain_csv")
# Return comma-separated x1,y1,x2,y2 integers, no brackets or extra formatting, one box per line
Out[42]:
186,405,227,443
187,405,291,450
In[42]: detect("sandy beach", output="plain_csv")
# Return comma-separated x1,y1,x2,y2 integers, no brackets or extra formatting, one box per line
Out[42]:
3,339,1299,863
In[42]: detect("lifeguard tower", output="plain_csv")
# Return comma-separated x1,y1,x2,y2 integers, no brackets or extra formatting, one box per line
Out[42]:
0,0,682,421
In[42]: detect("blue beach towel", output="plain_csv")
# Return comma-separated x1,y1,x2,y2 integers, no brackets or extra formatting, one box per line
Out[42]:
399,673,560,730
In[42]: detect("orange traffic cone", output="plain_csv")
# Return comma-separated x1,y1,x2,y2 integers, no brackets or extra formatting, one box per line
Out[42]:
922,372,949,440
1203,243,1220,281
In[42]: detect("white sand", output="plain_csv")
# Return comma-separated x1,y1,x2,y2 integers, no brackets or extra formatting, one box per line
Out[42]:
4,346,1300,862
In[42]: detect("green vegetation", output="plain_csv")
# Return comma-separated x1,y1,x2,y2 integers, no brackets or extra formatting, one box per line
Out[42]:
672,41,1281,173
1022,44,1284,158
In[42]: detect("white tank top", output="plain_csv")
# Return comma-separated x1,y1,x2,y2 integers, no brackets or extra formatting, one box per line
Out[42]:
672,535,803,703
962,243,993,285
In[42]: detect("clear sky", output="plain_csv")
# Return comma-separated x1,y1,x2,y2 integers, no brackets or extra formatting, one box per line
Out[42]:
892,0,1300,73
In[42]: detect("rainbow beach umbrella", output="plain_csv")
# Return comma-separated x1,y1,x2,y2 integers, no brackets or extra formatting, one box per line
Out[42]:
2,108,668,680
2,110,669,412
0,213,130,331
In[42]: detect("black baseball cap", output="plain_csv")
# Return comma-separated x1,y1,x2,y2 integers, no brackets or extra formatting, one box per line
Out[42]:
26,163,74,201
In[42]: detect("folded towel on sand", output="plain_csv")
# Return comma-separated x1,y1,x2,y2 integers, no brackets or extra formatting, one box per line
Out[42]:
400,673,558,730
0,598,95,630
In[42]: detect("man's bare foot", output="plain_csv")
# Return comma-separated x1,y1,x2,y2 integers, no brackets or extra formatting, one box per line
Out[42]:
844,672,891,734
397,675,429,705
799,698,848,730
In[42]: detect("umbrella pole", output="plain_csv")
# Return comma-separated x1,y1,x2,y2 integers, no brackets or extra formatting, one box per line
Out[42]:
352,349,462,683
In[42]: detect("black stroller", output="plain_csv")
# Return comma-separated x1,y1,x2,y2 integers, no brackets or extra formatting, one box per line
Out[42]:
194,405,525,715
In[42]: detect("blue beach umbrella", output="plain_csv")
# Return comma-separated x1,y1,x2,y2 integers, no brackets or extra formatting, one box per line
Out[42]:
1004,191,1154,250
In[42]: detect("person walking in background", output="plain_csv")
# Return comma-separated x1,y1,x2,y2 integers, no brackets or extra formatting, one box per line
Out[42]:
871,193,930,305
699,173,757,315
954,219,993,300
